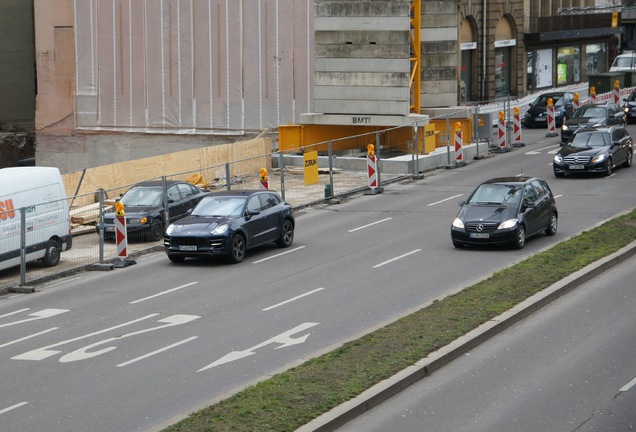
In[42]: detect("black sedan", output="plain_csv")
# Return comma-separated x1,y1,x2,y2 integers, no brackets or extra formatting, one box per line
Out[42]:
450,177,558,249
621,89,636,123
164,190,295,263
553,125,633,177
560,102,625,143
99,180,209,241
524,91,574,128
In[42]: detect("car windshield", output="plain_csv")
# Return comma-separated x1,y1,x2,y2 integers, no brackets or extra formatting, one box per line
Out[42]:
573,106,606,119
533,94,563,107
569,132,610,148
192,196,247,217
121,187,163,206
613,56,636,68
467,184,522,206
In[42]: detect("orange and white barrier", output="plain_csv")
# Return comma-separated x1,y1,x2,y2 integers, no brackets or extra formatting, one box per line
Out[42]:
259,168,269,190
367,144,377,189
590,86,597,104
546,98,557,137
613,80,621,104
115,202,127,260
454,122,464,164
498,111,507,150
573,93,580,111
512,106,523,146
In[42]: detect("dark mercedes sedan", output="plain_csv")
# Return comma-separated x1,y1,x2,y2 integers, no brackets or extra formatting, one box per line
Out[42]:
553,126,633,177
164,190,295,263
560,102,625,143
451,177,558,249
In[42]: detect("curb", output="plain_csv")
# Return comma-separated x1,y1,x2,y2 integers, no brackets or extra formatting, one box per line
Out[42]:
297,240,636,432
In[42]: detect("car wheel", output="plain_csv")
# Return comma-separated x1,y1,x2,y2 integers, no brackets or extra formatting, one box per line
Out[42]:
623,150,633,168
42,239,61,267
512,225,526,249
167,254,185,263
545,213,558,236
147,219,164,242
228,234,246,263
605,158,613,176
275,219,294,248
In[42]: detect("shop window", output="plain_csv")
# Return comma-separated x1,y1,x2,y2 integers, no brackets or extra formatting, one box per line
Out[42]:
494,48,511,98
585,43,607,75
557,46,581,85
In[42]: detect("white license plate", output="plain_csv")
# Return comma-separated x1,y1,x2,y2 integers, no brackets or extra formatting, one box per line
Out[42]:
568,164,584,170
469,233,490,239
536,117,546,122
105,226,115,232
179,245,197,251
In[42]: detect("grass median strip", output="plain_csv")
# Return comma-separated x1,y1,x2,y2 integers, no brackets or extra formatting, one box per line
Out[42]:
163,209,636,432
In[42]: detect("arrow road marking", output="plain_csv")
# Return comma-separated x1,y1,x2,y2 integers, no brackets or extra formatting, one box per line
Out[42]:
198,322,319,372
0,309,69,329
0,327,59,349
12,314,160,361
59,315,200,363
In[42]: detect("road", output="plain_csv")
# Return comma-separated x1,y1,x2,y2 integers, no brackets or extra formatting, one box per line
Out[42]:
1,126,635,431
335,255,636,432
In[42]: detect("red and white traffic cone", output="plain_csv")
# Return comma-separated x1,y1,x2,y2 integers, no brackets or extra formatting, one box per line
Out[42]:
454,122,464,164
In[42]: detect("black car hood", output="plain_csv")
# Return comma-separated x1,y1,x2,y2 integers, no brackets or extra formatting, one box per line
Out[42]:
566,117,604,127
558,146,605,157
103,205,160,219
169,215,234,234
459,204,517,224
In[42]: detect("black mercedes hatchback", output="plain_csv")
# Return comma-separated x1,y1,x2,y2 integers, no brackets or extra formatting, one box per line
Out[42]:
451,177,558,249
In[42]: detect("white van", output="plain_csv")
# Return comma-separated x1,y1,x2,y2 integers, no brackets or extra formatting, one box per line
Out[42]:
609,52,636,72
0,167,73,271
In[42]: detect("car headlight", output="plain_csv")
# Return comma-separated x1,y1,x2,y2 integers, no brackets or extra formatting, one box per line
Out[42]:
452,218,464,229
591,153,606,163
553,154,564,164
165,224,175,235
211,224,229,235
625,107,630,113
498,218,518,230
561,124,569,131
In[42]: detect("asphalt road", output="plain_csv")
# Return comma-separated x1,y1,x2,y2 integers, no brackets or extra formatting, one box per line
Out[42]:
334,254,636,432
1,125,635,432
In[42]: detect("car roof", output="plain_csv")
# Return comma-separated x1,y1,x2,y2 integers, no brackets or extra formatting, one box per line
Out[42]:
481,176,538,186
131,180,190,188
573,126,615,134
206,189,275,198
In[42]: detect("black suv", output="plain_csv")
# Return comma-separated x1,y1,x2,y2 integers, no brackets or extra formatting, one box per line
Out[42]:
560,102,625,144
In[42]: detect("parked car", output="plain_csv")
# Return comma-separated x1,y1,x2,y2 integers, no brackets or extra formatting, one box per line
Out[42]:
450,177,558,249
164,190,295,263
553,125,633,177
98,180,209,241
609,52,636,72
560,102,625,143
524,91,574,128
621,89,636,123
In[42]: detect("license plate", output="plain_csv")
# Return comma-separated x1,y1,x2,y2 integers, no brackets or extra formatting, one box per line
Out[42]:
469,233,490,239
568,164,584,170
105,226,115,232
536,117,546,122
179,245,197,251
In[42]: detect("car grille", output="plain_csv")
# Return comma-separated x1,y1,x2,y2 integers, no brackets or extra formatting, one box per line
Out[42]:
168,237,224,248
563,155,591,164
465,222,498,233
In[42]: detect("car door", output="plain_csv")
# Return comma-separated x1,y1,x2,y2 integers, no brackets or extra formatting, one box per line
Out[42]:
521,183,542,236
242,194,275,246
529,180,551,234
166,184,186,221
610,127,628,165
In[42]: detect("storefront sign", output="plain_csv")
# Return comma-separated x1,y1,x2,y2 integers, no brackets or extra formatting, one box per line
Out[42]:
494,39,516,48
460,42,477,50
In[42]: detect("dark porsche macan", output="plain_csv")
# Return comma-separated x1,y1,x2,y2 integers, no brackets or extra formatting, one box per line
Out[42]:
164,190,295,264
553,125,633,177
523,91,574,128
450,177,558,249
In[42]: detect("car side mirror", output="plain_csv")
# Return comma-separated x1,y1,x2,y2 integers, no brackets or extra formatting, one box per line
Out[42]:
458,200,465,207
246,209,260,218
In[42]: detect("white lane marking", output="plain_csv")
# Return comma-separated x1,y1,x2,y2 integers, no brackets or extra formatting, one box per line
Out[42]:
620,376,636,393
129,282,198,304
252,246,306,263
59,315,200,363
198,322,319,371
0,402,28,415
348,218,392,232
428,194,463,207
116,336,199,367
526,150,541,155
0,327,58,349
12,314,160,361
0,309,30,319
46,276,82,288
372,249,422,269
0,309,69,329
526,144,561,155
554,194,563,199
262,288,325,312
